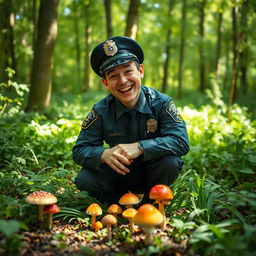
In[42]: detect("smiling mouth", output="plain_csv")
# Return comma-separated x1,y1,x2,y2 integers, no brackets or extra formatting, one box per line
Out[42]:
119,85,133,93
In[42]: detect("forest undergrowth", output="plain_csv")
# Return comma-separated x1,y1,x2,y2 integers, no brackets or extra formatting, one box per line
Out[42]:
0,78,256,256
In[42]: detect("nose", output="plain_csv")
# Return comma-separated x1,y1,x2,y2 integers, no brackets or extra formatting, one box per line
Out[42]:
119,74,128,84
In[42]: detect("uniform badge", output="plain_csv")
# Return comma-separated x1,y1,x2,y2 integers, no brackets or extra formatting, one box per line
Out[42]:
82,109,98,129
166,101,183,123
103,40,118,56
146,118,158,133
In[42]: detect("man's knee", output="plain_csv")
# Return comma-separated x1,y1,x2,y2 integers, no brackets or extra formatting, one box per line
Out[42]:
146,156,183,185
74,167,122,203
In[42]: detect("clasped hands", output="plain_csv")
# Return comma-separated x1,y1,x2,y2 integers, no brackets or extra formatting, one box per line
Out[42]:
101,142,143,175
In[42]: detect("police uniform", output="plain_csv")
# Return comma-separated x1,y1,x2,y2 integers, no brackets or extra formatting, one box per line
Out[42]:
72,36,190,204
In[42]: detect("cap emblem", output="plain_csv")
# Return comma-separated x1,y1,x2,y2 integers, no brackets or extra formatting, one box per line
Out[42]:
103,40,118,56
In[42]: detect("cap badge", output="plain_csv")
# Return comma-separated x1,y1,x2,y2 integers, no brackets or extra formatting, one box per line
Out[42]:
103,40,118,56
146,118,158,133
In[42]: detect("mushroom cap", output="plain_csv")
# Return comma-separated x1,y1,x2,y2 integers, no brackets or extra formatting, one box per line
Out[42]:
102,214,117,226
122,208,137,219
149,184,173,201
93,221,103,230
86,203,102,216
134,204,163,227
43,204,60,214
107,204,122,215
25,191,57,205
119,192,140,206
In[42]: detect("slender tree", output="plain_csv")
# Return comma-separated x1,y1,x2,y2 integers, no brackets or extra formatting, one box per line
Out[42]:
161,0,175,93
27,0,59,111
125,0,140,39
0,0,16,81
178,0,187,98
32,0,37,53
215,10,223,79
104,0,113,38
227,6,240,118
73,1,82,87
239,0,248,94
83,2,92,92
198,0,206,92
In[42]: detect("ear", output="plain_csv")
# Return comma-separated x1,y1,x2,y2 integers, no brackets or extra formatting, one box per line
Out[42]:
101,78,108,88
139,64,144,79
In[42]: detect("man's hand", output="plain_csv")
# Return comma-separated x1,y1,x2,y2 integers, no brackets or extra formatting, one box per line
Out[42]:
101,142,143,175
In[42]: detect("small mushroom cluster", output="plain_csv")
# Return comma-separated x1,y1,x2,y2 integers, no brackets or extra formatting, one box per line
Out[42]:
85,185,174,244
25,190,60,229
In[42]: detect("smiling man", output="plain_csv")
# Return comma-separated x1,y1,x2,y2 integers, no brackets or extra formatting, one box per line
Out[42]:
72,36,190,204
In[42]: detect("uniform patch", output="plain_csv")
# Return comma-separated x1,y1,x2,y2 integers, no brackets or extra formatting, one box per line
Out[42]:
82,109,98,129
146,118,158,133
166,101,183,123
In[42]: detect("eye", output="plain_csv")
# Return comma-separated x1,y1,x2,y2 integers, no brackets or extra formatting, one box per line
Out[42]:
109,74,117,79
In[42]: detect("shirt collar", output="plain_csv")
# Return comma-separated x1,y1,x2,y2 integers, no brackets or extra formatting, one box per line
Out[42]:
115,87,152,119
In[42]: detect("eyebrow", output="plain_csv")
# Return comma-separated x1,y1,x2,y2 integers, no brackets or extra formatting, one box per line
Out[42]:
106,63,132,76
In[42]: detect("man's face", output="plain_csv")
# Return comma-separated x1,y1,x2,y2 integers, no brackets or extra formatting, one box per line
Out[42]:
101,61,144,108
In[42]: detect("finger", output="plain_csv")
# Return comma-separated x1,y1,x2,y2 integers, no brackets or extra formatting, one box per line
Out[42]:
114,152,131,165
109,157,130,174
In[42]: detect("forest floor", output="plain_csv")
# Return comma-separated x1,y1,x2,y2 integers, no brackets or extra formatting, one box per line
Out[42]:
18,221,190,256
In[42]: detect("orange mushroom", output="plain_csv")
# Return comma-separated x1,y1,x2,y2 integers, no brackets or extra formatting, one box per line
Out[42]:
102,214,117,241
134,204,163,244
93,221,103,232
86,203,102,229
149,184,173,229
122,208,137,232
119,192,140,208
107,204,122,225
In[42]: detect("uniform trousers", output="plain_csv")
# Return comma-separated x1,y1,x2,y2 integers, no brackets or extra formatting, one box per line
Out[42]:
74,155,183,205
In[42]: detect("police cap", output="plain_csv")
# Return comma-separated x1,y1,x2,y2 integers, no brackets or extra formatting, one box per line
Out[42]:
90,36,144,77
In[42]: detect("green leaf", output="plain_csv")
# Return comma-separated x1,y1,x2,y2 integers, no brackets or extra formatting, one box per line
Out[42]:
0,219,23,237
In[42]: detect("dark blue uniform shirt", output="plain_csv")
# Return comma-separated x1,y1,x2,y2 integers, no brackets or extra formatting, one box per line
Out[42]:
73,86,190,170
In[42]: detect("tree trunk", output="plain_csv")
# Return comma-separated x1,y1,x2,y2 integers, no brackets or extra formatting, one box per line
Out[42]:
178,0,187,99
27,0,59,111
125,0,140,39
198,0,206,92
215,11,223,79
32,0,37,53
227,6,239,118
161,0,175,93
0,0,16,81
83,3,92,92
239,0,248,94
104,0,113,38
74,3,81,87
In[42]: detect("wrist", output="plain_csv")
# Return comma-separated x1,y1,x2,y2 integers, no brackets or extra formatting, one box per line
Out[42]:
138,142,144,153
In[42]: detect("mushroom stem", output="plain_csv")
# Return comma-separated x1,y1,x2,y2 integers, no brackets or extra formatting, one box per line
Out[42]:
142,226,154,244
158,202,166,230
38,205,44,222
48,213,53,229
129,218,134,233
107,225,112,241
91,215,96,229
